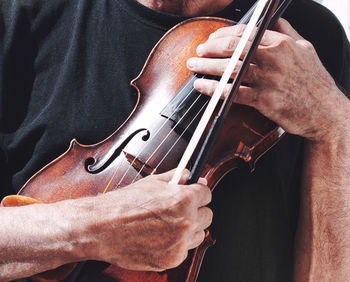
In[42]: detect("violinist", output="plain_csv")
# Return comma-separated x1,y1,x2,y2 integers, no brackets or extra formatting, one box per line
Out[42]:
0,0,349,281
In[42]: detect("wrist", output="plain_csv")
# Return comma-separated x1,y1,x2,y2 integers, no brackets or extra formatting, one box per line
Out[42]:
52,196,103,263
309,89,350,144
58,193,124,263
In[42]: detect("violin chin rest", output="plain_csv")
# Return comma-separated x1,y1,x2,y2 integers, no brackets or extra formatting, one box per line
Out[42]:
1,195,43,207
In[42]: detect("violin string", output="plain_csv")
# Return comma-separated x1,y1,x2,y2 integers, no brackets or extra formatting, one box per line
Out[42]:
104,74,199,192
150,100,209,176
116,86,203,189
129,96,208,184
105,0,280,192
108,25,256,190
106,75,197,192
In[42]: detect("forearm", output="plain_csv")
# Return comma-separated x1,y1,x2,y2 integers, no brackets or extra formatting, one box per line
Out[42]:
0,171,211,280
294,96,350,281
0,195,105,281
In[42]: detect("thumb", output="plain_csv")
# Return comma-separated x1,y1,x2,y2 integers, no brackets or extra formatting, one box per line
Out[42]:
274,18,304,41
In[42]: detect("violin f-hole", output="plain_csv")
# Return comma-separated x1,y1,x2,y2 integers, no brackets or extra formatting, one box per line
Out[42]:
85,128,150,174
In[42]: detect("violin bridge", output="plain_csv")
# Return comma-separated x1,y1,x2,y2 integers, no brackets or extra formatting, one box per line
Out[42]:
234,141,253,162
123,151,155,177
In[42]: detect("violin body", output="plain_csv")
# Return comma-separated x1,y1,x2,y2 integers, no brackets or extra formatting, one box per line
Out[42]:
1,17,283,281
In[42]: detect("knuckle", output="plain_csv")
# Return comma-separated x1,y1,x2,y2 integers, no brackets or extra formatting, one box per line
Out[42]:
165,245,188,268
211,27,224,38
259,89,273,107
225,37,237,51
180,187,196,203
178,218,193,234
269,88,283,107
272,96,287,113
223,85,231,98
171,252,188,268
192,231,206,249
204,186,212,202
200,185,212,205
209,80,219,93
233,24,245,36
261,90,284,112
199,79,216,95
170,205,195,228
248,66,261,82
299,39,314,51
199,207,213,229
176,212,198,233
220,59,230,73
198,231,206,242
278,35,295,48
206,207,214,222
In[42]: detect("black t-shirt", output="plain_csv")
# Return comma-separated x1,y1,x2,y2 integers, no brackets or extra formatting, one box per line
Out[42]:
1,0,349,281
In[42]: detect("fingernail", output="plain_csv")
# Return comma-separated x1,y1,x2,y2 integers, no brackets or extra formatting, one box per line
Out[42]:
193,79,202,92
198,177,208,185
209,32,216,39
181,169,190,181
187,58,197,70
197,44,204,56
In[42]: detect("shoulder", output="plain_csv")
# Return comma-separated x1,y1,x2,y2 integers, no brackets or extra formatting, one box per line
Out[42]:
0,0,105,32
0,0,115,49
0,0,68,43
283,0,350,94
0,0,67,21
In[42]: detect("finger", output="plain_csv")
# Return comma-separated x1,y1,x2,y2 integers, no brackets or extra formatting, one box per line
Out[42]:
273,18,304,41
196,206,213,231
234,86,259,108
188,57,232,75
209,24,256,41
189,183,212,207
197,177,207,186
178,169,190,185
209,24,276,47
187,231,206,250
194,80,265,112
274,19,315,50
155,169,190,183
193,78,231,98
235,85,289,124
196,36,251,58
188,57,244,78
235,86,291,128
188,58,259,83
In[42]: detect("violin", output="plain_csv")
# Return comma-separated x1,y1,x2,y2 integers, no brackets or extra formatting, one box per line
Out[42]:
1,0,290,281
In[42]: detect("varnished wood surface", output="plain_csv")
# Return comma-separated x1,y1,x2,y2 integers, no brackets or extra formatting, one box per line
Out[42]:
2,17,283,281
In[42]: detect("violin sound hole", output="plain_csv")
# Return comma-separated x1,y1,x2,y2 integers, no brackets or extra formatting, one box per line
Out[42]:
84,157,96,169
85,129,150,174
142,130,150,141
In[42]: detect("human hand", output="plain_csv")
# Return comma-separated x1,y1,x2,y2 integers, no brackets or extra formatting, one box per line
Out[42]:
88,169,212,271
187,18,350,142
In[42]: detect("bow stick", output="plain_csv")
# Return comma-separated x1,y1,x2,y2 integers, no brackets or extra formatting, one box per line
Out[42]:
170,0,281,185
